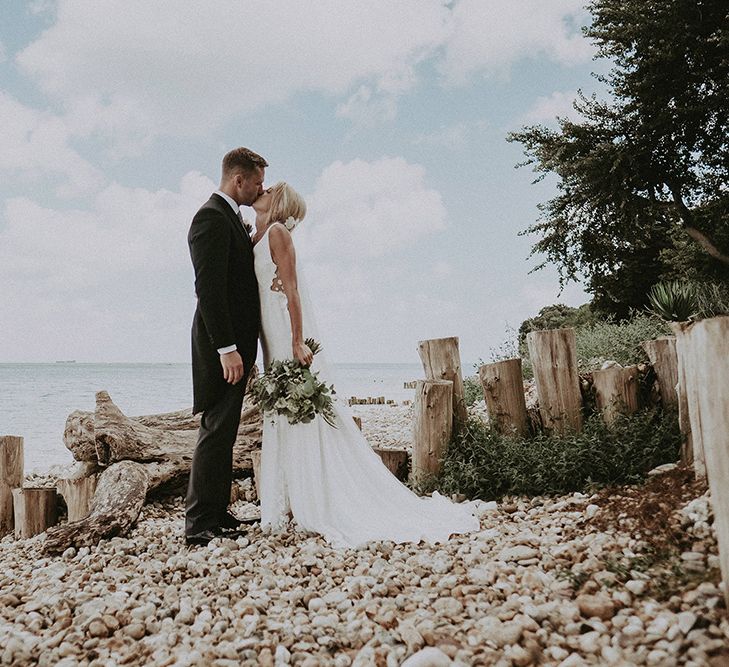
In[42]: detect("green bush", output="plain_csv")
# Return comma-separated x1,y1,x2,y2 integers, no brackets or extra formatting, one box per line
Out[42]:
574,314,671,371
484,314,670,379
428,408,681,501
463,376,483,406
518,303,601,343
695,281,729,318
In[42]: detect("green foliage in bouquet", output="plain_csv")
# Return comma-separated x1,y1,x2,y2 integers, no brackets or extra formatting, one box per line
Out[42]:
251,338,337,428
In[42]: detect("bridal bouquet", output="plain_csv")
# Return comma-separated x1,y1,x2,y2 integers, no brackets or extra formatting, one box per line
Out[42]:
251,338,337,428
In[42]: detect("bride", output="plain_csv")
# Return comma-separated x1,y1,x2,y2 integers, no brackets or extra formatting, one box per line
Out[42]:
250,181,479,548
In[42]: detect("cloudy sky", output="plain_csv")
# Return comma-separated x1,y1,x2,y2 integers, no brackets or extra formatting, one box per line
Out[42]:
1,1,606,365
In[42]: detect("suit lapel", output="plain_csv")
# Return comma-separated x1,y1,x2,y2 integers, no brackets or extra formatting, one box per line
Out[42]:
210,193,252,249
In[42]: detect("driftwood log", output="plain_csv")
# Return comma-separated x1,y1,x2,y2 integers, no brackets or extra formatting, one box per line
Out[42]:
45,461,147,552
63,391,262,497
0,435,24,535
44,384,263,552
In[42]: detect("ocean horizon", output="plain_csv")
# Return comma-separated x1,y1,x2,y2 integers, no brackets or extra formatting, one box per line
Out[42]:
0,361,477,474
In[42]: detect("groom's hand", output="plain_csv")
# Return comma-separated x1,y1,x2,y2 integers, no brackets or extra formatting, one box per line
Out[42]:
220,350,245,384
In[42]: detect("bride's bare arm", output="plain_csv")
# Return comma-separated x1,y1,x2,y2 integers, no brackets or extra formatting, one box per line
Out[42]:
268,223,313,366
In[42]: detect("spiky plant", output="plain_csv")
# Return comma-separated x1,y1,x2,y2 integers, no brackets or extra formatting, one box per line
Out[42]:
647,281,699,322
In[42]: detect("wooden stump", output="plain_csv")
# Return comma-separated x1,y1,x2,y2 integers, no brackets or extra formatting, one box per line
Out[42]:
680,316,729,607
412,380,453,484
526,328,583,434
418,337,468,429
12,487,58,539
671,324,699,470
250,451,262,501
0,436,24,536
478,359,529,436
642,337,679,410
592,365,640,424
57,476,98,522
373,448,409,482
673,323,707,478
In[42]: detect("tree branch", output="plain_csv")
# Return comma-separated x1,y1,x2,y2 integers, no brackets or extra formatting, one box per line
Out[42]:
667,181,729,267
685,226,729,266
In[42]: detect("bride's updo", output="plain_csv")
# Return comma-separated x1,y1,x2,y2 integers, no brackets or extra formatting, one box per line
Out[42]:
266,182,306,228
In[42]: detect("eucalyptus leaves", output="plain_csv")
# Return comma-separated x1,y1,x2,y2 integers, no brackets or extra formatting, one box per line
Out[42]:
251,338,337,428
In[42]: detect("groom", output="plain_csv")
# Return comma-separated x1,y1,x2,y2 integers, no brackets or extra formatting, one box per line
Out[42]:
185,147,267,546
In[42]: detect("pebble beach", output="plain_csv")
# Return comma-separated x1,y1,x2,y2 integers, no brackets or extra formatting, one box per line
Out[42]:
2,405,727,667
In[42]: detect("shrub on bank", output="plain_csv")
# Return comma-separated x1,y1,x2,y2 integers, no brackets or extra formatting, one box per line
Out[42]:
428,408,681,501
483,313,671,379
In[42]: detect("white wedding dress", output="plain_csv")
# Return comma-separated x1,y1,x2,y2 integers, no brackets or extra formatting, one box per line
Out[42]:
253,224,479,548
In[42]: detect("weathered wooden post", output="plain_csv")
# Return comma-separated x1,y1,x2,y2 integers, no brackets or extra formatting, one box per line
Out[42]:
12,487,58,539
250,451,262,501
418,337,468,429
592,365,640,425
680,316,729,607
642,336,679,410
57,476,98,522
0,436,24,535
413,380,453,484
673,323,706,478
478,359,528,436
373,448,409,481
526,328,583,434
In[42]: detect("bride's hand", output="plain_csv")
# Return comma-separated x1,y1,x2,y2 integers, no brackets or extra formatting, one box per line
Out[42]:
293,341,313,367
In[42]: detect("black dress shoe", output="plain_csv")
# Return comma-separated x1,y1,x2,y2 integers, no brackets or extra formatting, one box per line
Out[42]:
219,512,259,530
184,529,220,546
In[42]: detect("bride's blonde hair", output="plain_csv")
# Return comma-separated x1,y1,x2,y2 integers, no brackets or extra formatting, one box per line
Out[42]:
265,181,306,226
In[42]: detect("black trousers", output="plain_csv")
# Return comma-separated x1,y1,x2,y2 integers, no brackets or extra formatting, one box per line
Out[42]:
185,380,245,536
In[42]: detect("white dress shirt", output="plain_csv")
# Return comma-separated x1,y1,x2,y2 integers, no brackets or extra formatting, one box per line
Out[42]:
213,190,241,356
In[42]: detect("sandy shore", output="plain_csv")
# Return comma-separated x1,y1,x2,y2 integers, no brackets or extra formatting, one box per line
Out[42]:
1,406,727,666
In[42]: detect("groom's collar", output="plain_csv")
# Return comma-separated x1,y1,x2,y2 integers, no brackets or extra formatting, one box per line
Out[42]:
213,190,240,217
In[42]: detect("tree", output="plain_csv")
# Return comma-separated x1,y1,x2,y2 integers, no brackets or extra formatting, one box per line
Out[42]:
518,303,600,343
509,0,729,316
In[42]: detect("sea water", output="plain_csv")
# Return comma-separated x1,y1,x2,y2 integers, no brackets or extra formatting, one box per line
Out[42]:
0,362,428,472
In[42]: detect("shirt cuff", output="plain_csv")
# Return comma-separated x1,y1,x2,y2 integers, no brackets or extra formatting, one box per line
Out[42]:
217,344,237,355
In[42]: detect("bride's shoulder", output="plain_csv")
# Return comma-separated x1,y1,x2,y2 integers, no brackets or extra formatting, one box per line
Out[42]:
267,222,293,248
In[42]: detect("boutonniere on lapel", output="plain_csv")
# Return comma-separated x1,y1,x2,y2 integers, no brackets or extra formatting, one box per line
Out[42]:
240,217,254,235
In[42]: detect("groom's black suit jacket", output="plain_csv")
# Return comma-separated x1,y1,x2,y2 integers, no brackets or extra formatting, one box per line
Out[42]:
189,194,260,414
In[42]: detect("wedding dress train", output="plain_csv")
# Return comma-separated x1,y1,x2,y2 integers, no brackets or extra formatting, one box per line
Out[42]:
253,225,479,548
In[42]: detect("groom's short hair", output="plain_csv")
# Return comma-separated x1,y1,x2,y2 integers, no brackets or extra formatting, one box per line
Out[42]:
222,147,268,178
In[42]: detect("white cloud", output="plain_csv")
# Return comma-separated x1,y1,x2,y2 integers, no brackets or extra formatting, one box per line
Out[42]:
413,120,489,148
15,1,594,148
439,0,594,83
297,156,447,260
17,0,449,148
0,172,216,360
521,90,581,125
336,86,398,126
0,92,105,196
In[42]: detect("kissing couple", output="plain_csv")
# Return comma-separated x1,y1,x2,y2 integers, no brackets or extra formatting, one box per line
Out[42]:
184,147,479,548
